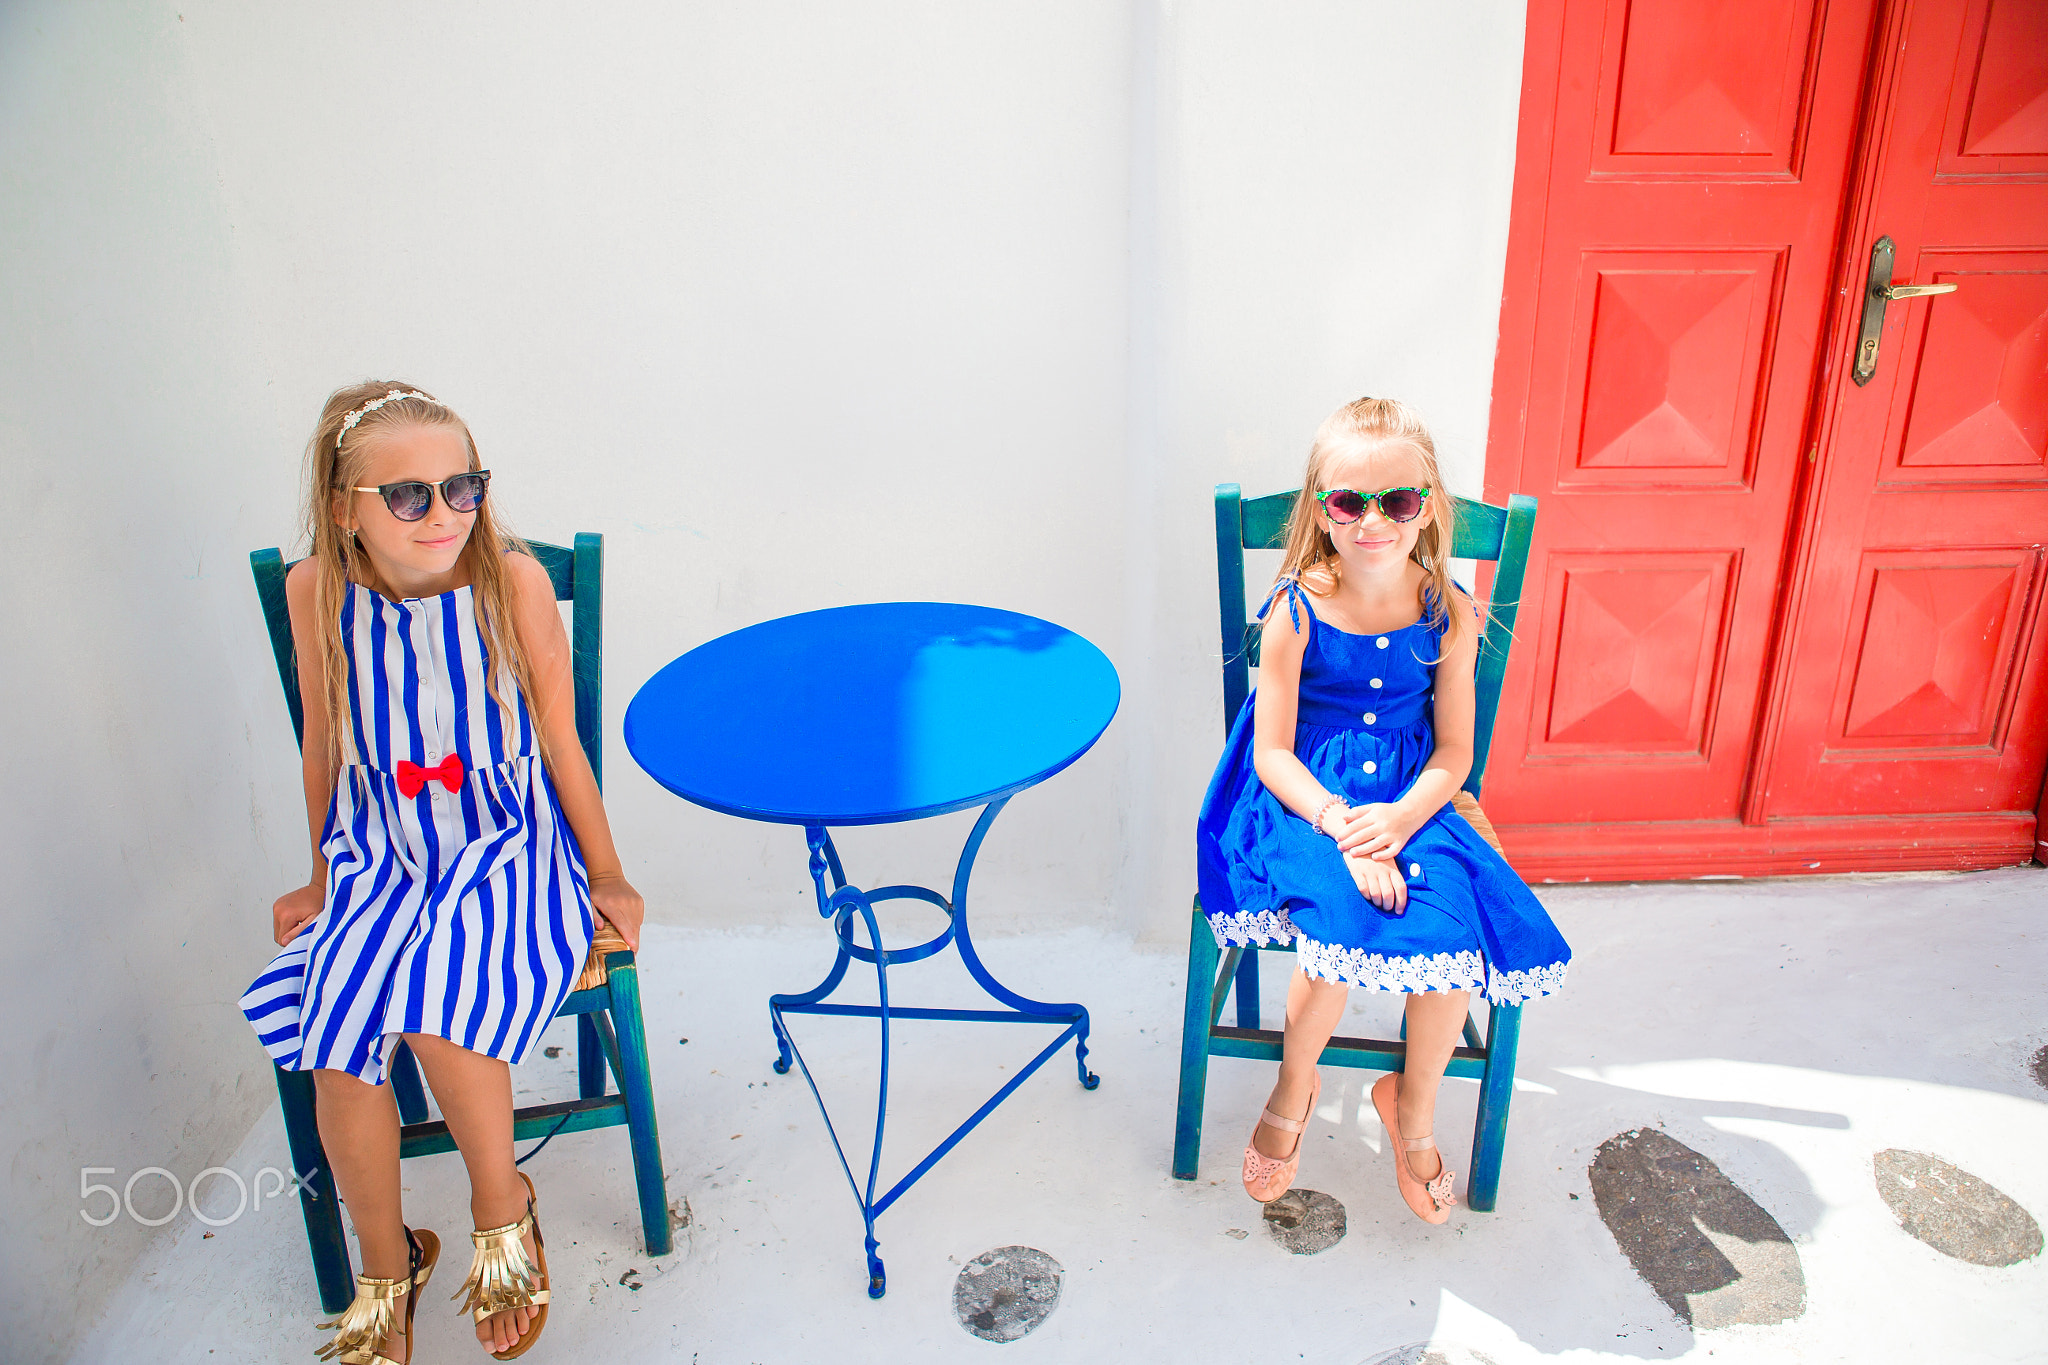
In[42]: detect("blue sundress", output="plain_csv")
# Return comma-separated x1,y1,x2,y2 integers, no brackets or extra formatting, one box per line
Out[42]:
1195,576,1569,1004
238,578,595,1085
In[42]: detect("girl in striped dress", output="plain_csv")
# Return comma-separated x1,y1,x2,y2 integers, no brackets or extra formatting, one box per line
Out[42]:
239,383,643,1363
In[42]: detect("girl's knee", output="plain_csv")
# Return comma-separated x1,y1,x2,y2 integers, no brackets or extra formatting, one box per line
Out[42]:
1300,972,1349,1001
310,1066,384,1097
401,1032,505,1071
312,1064,365,1082
1408,986,1469,1003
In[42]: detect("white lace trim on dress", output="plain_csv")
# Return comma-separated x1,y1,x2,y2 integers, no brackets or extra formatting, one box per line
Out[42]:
1205,908,1301,947
1299,941,1487,995
1482,958,1570,1006
1206,910,1569,1004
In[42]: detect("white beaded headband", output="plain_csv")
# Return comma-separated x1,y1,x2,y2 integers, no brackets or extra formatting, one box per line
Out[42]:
336,389,436,447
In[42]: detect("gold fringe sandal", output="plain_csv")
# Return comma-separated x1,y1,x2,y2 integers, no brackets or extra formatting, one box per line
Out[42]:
315,1226,440,1365
452,1170,551,1360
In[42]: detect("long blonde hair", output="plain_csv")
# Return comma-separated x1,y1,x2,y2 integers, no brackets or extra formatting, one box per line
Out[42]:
1273,396,1469,653
300,381,544,765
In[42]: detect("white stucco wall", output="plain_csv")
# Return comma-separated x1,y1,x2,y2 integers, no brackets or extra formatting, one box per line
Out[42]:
0,3,1525,1356
1118,2,1528,953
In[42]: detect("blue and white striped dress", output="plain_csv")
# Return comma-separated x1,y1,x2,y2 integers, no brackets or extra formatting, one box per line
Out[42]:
240,579,594,1086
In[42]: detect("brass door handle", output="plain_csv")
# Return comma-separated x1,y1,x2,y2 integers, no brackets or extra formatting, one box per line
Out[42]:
1882,282,1958,300
1853,236,1959,386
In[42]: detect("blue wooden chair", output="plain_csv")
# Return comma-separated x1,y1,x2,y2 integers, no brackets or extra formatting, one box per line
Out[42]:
249,534,671,1313
1172,486,1538,1210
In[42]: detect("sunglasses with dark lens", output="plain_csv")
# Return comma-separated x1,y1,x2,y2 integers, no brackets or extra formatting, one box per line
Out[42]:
352,470,491,522
1317,486,1429,525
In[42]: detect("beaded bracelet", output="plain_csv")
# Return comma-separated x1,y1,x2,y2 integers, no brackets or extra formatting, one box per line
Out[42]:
1311,796,1349,838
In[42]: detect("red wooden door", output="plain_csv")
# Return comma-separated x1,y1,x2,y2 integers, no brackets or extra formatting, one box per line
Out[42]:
1483,0,2048,878
1481,0,1885,874
1754,0,2048,858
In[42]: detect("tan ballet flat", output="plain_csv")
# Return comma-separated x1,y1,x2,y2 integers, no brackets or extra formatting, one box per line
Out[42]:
1371,1072,1456,1224
1242,1071,1321,1203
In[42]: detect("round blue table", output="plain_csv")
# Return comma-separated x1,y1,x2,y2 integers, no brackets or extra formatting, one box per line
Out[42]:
624,602,1120,1297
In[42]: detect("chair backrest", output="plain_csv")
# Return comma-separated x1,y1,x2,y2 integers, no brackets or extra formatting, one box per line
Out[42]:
249,533,606,788
1212,487,1535,797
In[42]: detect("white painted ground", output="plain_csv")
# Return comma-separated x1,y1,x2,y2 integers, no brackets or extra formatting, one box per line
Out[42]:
71,867,2048,1365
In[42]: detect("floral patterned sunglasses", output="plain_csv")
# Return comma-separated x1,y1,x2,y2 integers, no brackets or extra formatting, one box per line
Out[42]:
1317,486,1430,524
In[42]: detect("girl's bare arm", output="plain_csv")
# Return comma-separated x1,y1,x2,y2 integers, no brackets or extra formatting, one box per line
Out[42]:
507,551,644,949
1248,597,1342,826
1403,591,1480,820
273,559,338,944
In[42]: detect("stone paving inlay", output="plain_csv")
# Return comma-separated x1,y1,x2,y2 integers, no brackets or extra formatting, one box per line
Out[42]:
953,1245,1063,1342
1872,1148,2043,1268
1361,1345,1501,1365
1262,1188,1347,1255
1589,1127,1805,1330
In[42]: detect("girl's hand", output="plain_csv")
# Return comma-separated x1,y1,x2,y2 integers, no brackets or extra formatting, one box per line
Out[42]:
272,882,323,948
1334,802,1419,863
589,872,645,952
1344,849,1409,915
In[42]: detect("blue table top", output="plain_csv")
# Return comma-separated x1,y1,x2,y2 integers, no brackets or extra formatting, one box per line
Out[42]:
624,602,1121,826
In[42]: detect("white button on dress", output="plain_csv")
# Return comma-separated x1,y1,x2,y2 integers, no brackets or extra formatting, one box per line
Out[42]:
1364,712,1376,725
1409,862,1422,877
1376,637,1389,649
1370,678,1383,688
1363,760,1377,774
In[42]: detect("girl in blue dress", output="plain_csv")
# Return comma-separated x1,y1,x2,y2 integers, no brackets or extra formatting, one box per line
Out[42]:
1196,397,1569,1224
238,383,645,1363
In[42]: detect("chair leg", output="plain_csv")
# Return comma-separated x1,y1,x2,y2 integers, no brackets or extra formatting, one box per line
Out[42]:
577,1013,608,1098
1232,946,1261,1030
602,954,673,1256
591,1009,627,1085
1467,1001,1523,1212
273,1063,354,1313
389,1042,429,1125
1172,902,1222,1181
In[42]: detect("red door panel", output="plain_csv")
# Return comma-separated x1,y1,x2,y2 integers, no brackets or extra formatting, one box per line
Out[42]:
1533,551,1739,759
1936,0,2048,175
1756,0,2048,838
1833,551,2042,748
1889,255,2048,477
1561,251,1785,486
1590,0,1825,177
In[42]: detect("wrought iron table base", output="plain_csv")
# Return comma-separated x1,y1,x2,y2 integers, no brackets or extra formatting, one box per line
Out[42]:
768,797,1100,1297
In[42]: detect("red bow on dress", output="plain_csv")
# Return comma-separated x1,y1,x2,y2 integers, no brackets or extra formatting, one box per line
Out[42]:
395,754,465,798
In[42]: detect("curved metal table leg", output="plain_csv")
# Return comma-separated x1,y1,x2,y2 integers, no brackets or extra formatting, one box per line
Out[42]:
768,843,895,1297
947,800,1098,1089
766,807,1098,1296
770,829,852,1077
